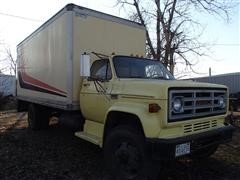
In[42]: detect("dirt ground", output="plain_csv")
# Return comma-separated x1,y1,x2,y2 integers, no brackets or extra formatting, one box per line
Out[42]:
0,112,240,180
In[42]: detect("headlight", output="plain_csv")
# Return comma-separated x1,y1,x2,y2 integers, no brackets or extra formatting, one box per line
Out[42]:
172,97,183,113
219,96,225,108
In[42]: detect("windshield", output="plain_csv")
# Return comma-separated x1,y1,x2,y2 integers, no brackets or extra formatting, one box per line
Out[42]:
113,56,175,80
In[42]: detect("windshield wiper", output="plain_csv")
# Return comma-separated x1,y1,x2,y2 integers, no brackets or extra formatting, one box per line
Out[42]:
150,76,168,80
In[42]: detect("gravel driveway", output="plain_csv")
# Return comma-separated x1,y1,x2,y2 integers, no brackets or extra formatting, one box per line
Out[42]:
0,112,239,180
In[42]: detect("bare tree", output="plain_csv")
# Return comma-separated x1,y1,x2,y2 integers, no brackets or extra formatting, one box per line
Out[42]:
0,46,16,76
0,45,17,100
5,47,16,76
116,0,233,75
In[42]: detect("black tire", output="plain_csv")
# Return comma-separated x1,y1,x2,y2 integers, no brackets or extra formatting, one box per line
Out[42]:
28,104,41,130
103,126,155,180
28,104,50,130
190,145,218,160
39,107,50,129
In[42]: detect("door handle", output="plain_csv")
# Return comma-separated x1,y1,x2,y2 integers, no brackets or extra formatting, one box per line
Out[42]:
83,83,90,87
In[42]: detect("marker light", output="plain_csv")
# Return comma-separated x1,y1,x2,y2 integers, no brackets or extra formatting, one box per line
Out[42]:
149,103,161,113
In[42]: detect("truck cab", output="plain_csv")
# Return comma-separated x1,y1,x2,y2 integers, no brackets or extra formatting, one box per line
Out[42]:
75,54,234,179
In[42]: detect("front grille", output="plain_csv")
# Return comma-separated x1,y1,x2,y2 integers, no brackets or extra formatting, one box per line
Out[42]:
184,120,217,134
169,89,227,122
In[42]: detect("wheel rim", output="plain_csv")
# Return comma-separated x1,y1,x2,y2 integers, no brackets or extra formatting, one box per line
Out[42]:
114,141,141,179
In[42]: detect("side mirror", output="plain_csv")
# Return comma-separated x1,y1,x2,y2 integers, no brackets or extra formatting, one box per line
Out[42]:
80,53,90,77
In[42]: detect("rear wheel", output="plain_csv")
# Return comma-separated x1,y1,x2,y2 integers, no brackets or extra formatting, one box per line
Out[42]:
40,107,51,129
103,126,155,180
28,104,50,130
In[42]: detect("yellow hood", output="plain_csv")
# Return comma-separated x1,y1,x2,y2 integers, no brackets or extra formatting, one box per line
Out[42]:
116,79,227,99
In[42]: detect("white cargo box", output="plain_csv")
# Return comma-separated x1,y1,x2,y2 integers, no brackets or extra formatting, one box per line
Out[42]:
17,4,146,110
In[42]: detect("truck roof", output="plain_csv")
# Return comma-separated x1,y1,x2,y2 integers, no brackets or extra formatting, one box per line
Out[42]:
17,3,145,47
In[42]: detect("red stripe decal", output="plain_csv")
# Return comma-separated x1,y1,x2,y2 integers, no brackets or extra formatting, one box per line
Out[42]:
21,71,67,95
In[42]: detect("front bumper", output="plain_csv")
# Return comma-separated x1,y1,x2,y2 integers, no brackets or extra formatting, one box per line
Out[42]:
146,124,234,160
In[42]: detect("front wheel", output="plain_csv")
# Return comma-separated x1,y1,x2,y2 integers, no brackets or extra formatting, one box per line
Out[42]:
103,126,153,180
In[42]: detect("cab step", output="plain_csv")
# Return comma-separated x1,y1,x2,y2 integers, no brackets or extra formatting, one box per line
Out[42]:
75,131,101,146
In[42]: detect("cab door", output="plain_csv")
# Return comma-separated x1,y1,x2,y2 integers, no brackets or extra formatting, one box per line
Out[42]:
80,59,112,123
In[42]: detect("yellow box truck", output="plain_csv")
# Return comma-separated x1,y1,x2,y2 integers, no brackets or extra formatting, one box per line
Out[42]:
17,4,234,179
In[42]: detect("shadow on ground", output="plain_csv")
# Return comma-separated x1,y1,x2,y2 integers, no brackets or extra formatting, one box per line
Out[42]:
0,113,239,180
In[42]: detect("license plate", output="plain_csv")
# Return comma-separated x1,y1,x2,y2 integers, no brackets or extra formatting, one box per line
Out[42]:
175,142,190,157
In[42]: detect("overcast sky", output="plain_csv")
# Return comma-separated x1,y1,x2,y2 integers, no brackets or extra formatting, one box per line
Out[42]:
0,0,239,77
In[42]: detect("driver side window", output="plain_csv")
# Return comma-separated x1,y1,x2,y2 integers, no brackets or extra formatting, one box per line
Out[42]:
90,59,112,80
